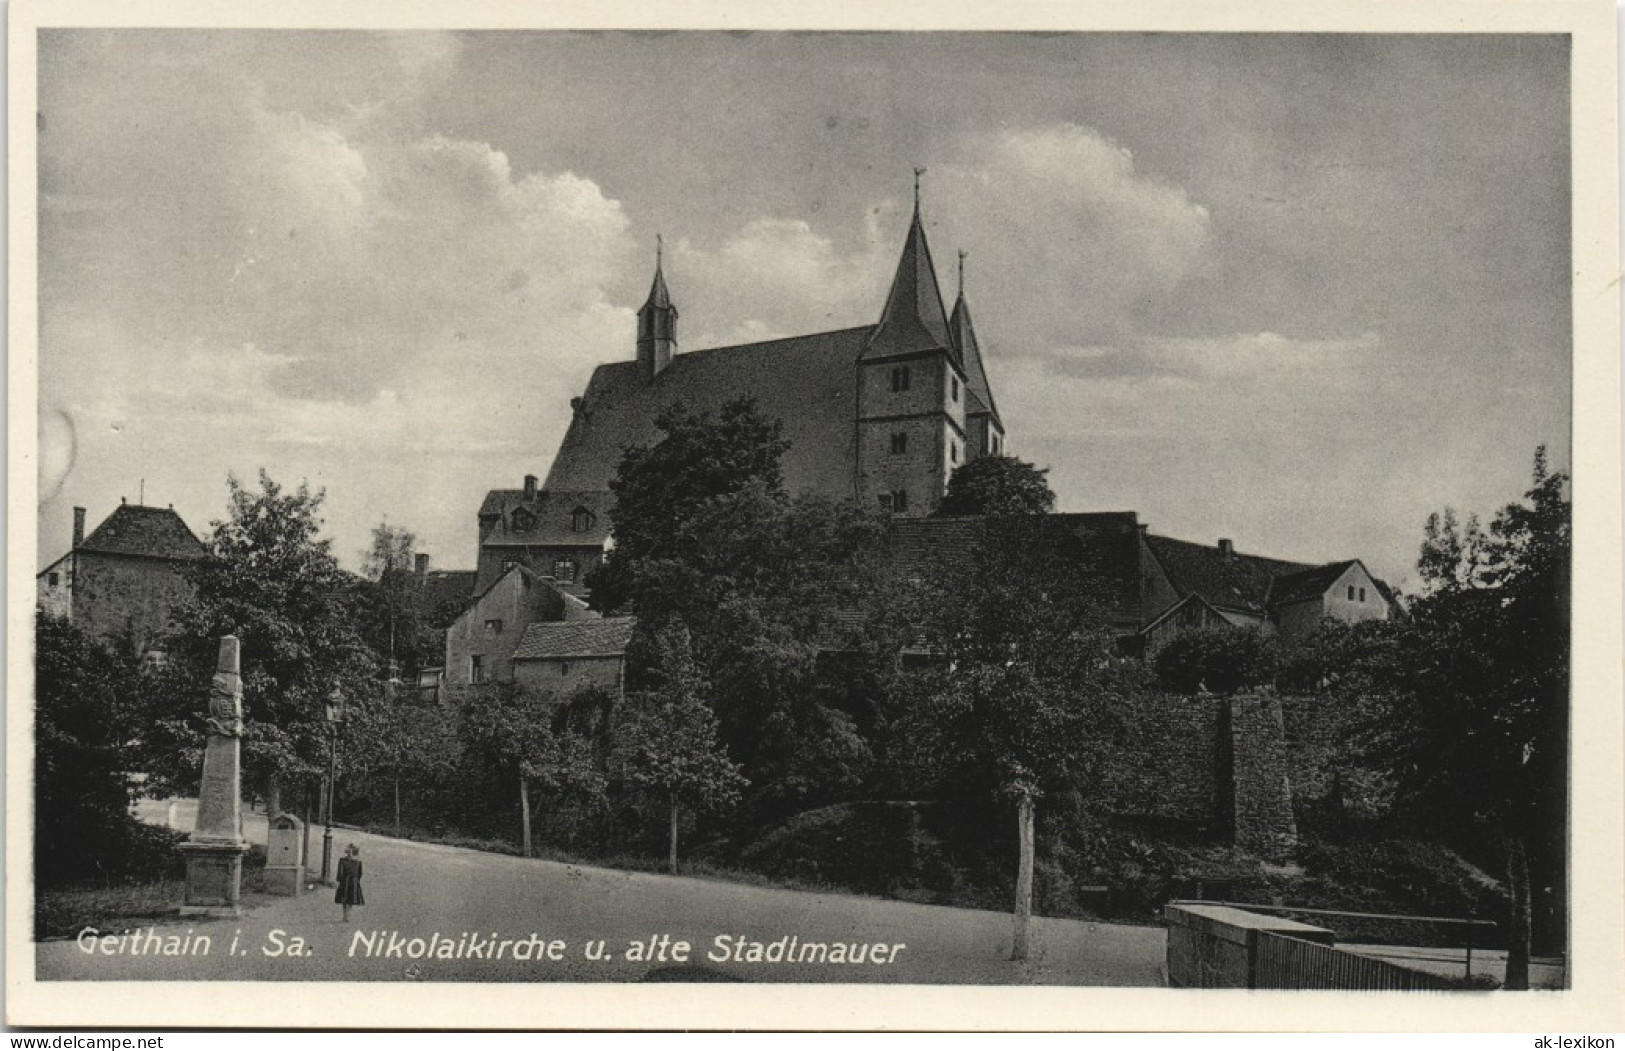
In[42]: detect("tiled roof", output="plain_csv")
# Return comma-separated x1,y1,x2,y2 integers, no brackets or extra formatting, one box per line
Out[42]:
863,208,954,360
542,327,870,498
512,617,636,660
1266,561,1360,607
1143,534,1317,614
478,489,612,548
77,504,206,561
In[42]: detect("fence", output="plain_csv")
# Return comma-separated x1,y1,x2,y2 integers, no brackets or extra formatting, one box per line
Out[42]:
1164,901,1470,990
1252,930,1457,991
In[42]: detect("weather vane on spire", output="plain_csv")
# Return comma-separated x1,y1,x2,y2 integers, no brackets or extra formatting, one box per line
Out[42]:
913,166,927,211
656,232,663,268
958,249,967,297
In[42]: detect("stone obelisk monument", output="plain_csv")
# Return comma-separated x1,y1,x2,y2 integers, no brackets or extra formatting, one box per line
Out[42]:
178,635,249,916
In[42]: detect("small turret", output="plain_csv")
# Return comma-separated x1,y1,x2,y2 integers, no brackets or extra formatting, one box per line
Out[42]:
637,235,678,381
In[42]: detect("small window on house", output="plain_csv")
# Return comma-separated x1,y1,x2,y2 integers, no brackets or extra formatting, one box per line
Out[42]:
553,559,577,582
952,377,960,402
1359,587,1367,602
890,432,907,455
878,493,894,512
502,559,518,574
892,489,909,513
1347,586,1356,601
47,572,59,587
572,507,596,533
950,443,958,464
470,655,486,684
559,662,572,677
485,619,503,634
891,365,911,393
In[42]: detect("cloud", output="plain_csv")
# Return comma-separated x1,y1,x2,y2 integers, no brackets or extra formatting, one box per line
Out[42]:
1048,330,1381,381
669,213,898,348
928,124,1213,354
38,32,635,566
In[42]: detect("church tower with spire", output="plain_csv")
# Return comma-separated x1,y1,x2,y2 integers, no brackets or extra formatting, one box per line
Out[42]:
636,236,678,381
854,173,974,516
948,250,1005,460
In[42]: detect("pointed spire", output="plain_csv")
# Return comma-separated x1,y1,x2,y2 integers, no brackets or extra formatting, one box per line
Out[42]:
865,172,952,358
950,258,1000,425
642,233,673,311
637,234,678,379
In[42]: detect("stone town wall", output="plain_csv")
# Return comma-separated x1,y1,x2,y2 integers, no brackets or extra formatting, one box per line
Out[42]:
1104,691,1224,829
1229,692,1299,862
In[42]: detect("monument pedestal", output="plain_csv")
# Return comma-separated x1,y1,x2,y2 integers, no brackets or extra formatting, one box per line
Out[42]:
180,635,249,918
178,838,248,917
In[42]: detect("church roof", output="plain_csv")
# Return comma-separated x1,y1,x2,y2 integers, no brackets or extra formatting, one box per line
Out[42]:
76,504,207,562
543,327,870,498
950,293,1001,425
863,207,954,359
513,616,636,661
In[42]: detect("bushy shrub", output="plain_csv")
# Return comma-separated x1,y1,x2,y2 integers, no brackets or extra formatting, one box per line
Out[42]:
1152,626,1279,696
739,801,955,896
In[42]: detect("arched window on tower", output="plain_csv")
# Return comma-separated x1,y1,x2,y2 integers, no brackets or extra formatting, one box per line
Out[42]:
891,365,911,393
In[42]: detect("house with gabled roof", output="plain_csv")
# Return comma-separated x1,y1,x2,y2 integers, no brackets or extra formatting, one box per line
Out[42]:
474,475,612,598
442,562,612,704
512,617,636,701
1136,534,1395,652
35,501,207,651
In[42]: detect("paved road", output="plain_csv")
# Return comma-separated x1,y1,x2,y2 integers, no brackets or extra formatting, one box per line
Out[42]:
38,803,1166,985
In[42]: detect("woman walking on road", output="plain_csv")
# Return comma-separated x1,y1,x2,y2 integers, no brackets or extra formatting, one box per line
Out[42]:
335,843,364,922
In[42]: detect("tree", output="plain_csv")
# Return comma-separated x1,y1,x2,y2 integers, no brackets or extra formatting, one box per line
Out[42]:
590,398,886,819
588,397,790,615
614,627,746,873
1152,625,1279,696
938,454,1056,517
164,470,378,817
459,682,608,856
33,614,161,886
355,523,440,680
1325,448,1568,989
884,517,1138,959
361,522,413,679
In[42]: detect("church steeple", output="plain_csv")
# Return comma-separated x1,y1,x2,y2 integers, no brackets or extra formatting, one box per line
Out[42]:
637,235,678,380
949,251,1001,429
864,170,953,358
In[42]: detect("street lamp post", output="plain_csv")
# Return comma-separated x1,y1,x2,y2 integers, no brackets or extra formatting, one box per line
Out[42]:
319,689,345,886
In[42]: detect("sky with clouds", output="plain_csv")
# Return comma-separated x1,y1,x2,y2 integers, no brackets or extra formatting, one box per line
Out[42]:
36,31,1570,589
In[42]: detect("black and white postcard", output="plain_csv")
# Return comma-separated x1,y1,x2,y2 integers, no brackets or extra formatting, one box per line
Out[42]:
7,0,1621,1032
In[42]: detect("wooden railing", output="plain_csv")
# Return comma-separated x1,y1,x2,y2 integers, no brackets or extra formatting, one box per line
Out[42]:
1252,930,1457,991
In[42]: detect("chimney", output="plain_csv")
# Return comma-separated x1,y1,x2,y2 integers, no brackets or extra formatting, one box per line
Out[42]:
1218,538,1235,560
524,474,538,500
415,553,429,577
72,507,86,548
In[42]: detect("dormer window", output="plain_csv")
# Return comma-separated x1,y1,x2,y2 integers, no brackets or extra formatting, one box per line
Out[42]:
510,508,535,532
571,507,596,533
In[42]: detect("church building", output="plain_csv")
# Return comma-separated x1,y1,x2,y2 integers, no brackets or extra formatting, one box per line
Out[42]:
537,187,1002,517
